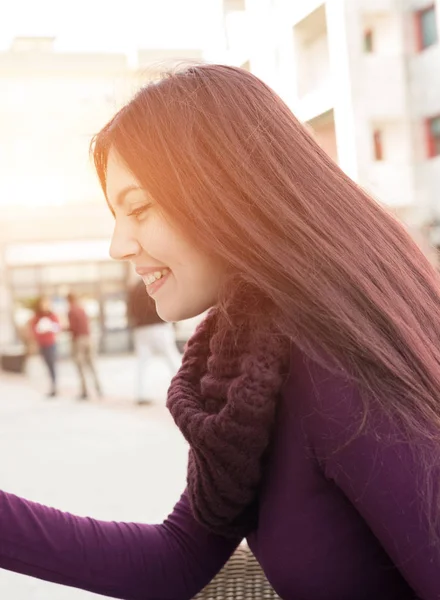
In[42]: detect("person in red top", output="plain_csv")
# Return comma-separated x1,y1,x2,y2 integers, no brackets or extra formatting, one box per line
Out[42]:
29,296,60,397
67,293,102,400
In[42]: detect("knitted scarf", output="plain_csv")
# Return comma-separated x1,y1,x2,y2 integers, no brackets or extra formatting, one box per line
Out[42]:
167,296,290,538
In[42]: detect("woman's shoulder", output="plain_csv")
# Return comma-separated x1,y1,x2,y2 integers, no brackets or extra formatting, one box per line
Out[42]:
279,344,431,496
281,344,430,467
281,345,376,457
283,344,361,417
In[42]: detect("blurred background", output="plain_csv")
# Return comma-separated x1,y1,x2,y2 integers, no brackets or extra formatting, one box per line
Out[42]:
1,0,440,359
0,0,439,597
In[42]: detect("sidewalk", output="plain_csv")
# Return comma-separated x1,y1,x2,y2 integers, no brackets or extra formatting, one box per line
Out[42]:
24,351,176,407
0,355,188,599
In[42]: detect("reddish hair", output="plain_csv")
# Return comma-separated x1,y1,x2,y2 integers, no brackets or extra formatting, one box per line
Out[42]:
92,64,440,534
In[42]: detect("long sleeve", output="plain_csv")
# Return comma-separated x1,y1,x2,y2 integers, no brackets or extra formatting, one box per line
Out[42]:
301,358,440,600
0,489,240,599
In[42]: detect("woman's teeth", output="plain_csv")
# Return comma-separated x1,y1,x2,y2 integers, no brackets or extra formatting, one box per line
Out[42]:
144,269,170,285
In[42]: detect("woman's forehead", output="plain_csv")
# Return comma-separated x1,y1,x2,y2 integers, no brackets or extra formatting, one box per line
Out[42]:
105,150,142,202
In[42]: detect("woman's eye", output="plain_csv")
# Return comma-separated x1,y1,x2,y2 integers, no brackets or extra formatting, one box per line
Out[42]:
128,205,151,219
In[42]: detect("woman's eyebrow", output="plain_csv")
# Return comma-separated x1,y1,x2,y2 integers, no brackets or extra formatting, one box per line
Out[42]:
115,185,144,207
107,185,147,216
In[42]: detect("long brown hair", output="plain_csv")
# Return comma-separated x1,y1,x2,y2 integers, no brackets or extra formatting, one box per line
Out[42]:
92,64,440,534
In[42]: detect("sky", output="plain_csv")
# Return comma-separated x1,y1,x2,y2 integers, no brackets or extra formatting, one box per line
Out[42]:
0,0,221,53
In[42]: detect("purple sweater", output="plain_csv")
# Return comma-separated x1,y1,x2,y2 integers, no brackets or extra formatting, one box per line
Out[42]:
0,348,439,599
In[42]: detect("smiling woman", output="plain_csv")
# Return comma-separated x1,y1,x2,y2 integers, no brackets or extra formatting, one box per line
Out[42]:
1,64,440,600
103,148,226,322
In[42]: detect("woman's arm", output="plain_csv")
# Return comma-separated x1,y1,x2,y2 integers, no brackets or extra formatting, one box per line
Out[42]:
0,489,240,600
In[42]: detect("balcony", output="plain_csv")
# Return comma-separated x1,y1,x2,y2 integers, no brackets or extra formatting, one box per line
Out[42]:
360,55,407,118
286,0,325,27
293,4,333,121
294,78,334,122
408,44,440,116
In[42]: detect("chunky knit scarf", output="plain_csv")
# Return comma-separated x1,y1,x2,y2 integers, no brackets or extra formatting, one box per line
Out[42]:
167,296,290,538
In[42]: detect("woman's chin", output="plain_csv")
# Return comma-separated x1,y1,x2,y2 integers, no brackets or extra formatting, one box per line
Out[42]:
155,300,210,324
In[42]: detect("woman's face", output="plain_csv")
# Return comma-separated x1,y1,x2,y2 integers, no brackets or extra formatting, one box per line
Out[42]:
106,149,225,322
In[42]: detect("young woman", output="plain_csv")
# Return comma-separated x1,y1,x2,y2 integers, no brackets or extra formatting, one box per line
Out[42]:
1,64,440,599
28,296,60,397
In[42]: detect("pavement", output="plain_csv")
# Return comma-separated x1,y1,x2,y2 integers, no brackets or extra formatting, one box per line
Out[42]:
0,353,188,599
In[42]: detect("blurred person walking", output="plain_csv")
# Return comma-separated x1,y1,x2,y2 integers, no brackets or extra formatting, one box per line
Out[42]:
28,296,60,398
127,279,181,405
67,293,102,400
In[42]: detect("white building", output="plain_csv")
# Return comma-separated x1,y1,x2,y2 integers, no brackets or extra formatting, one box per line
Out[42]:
221,0,440,240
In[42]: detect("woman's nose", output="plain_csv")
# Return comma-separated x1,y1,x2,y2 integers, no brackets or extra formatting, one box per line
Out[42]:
109,219,140,261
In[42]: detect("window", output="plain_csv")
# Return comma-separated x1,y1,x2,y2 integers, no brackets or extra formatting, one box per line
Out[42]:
373,129,384,161
364,29,374,53
426,115,440,158
415,5,438,51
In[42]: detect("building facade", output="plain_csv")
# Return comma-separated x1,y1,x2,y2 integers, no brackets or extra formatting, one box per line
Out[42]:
222,0,440,246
